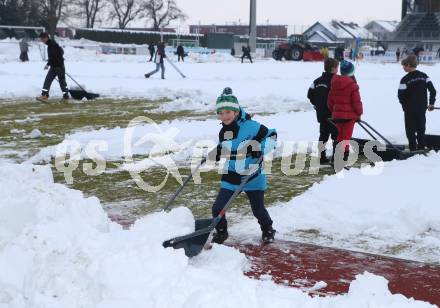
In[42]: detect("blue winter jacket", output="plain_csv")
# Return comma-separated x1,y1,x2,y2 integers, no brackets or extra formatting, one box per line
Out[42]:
217,108,277,191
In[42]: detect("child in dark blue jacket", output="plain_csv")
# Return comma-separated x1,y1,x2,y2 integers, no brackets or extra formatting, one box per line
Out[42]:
211,87,277,244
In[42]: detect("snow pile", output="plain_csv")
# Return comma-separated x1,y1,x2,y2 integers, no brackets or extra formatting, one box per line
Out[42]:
235,153,440,258
0,161,434,307
26,129,42,139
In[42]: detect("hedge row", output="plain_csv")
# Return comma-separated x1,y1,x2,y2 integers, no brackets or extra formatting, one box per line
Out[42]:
75,29,207,46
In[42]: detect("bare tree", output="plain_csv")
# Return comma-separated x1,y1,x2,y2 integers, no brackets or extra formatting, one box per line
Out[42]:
74,0,106,28
41,0,67,36
109,0,143,29
142,0,186,31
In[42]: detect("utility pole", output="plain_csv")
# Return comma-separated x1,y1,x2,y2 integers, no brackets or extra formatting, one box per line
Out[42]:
249,0,257,52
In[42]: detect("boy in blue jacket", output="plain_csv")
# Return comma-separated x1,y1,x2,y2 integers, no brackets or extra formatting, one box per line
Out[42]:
210,88,277,244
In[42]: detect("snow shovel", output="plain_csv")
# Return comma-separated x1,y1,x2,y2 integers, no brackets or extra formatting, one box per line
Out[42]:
162,156,207,212
357,120,427,160
163,155,264,258
165,57,186,79
66,72,100,100
161,146,220,212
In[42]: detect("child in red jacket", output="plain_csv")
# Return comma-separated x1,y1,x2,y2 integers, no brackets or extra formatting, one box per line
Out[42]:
328,60,363,161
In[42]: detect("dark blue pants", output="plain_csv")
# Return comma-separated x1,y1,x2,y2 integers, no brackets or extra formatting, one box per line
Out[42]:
404,111,426,151
212,188,273,231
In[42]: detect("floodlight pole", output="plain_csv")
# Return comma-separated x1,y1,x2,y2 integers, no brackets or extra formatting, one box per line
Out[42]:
249,0,257,53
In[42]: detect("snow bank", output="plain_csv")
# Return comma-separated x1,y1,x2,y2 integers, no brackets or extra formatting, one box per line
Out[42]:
0,161,434,307
235,153,440,258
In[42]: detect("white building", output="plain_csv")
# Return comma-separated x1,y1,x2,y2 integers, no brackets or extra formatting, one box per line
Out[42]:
303,21,376,47
365,20,399,41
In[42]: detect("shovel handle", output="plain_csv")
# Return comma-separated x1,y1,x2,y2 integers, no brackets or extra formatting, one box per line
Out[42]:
65,72,87,93
162,157,207,211
357,120,402,153
162,146,219,212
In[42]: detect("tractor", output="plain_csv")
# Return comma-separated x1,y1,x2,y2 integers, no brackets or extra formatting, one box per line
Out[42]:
272,35,324,61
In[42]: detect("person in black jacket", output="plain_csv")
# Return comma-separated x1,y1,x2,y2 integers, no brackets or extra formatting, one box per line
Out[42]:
396,47,401,62
176,44,185,62
398,55,436,151
148,43,155,62
307,58,340,164
36,32,68,102
241,45,253,63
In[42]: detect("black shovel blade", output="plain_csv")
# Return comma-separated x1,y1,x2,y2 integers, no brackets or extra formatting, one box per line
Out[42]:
162,219,214,258
69,90,100,100
398,149,429,160
69,89,86,100
85,92,100,100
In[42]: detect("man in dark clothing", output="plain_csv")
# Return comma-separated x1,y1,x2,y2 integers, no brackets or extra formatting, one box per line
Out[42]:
396,48,401,62
241,45,253,63
176,44,185,62
36,32,68,102
145,42,166,79
335,46,345,61
413,46,424,62
148,44,155,62
398,55,436,151
308,58,340,164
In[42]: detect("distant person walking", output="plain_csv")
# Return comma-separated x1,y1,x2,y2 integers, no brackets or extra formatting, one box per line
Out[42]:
413,46,424,62
148,43,155,62
396,47,401,62
241,45,253,63
402,47,408,57
334,46,345,61
19,38,29,62
321,46,329,59
177,44,185,62
145,42,166,80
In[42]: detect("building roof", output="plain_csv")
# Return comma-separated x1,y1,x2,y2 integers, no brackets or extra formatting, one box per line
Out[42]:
366,20,399,32
304,21,376,42
307,30,335,43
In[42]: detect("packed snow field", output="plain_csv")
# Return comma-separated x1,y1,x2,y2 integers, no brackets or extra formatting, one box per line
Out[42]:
1,39,440,307
0,163,435,308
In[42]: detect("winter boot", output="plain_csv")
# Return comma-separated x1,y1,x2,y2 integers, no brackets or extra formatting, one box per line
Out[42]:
144,74,150,78
212,228,229,245
36,95,49,103
261,225,276,244
62,93,69,101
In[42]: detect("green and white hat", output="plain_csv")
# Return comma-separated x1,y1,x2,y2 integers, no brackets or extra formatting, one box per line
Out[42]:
216,87,240,114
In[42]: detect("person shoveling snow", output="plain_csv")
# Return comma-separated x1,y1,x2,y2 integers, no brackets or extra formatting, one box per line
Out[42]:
210,88,278,245
36,32,69,103
163,87,278,257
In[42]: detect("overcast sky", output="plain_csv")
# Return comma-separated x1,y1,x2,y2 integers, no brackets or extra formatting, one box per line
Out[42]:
173,0,402,27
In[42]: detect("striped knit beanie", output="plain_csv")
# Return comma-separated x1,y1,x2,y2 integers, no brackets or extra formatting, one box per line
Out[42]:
216,87,240,113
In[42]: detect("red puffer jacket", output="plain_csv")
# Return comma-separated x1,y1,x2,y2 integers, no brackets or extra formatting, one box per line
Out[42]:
328,75,363,120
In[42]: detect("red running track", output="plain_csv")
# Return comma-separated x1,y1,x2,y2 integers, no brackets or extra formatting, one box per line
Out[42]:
232,239,440,306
